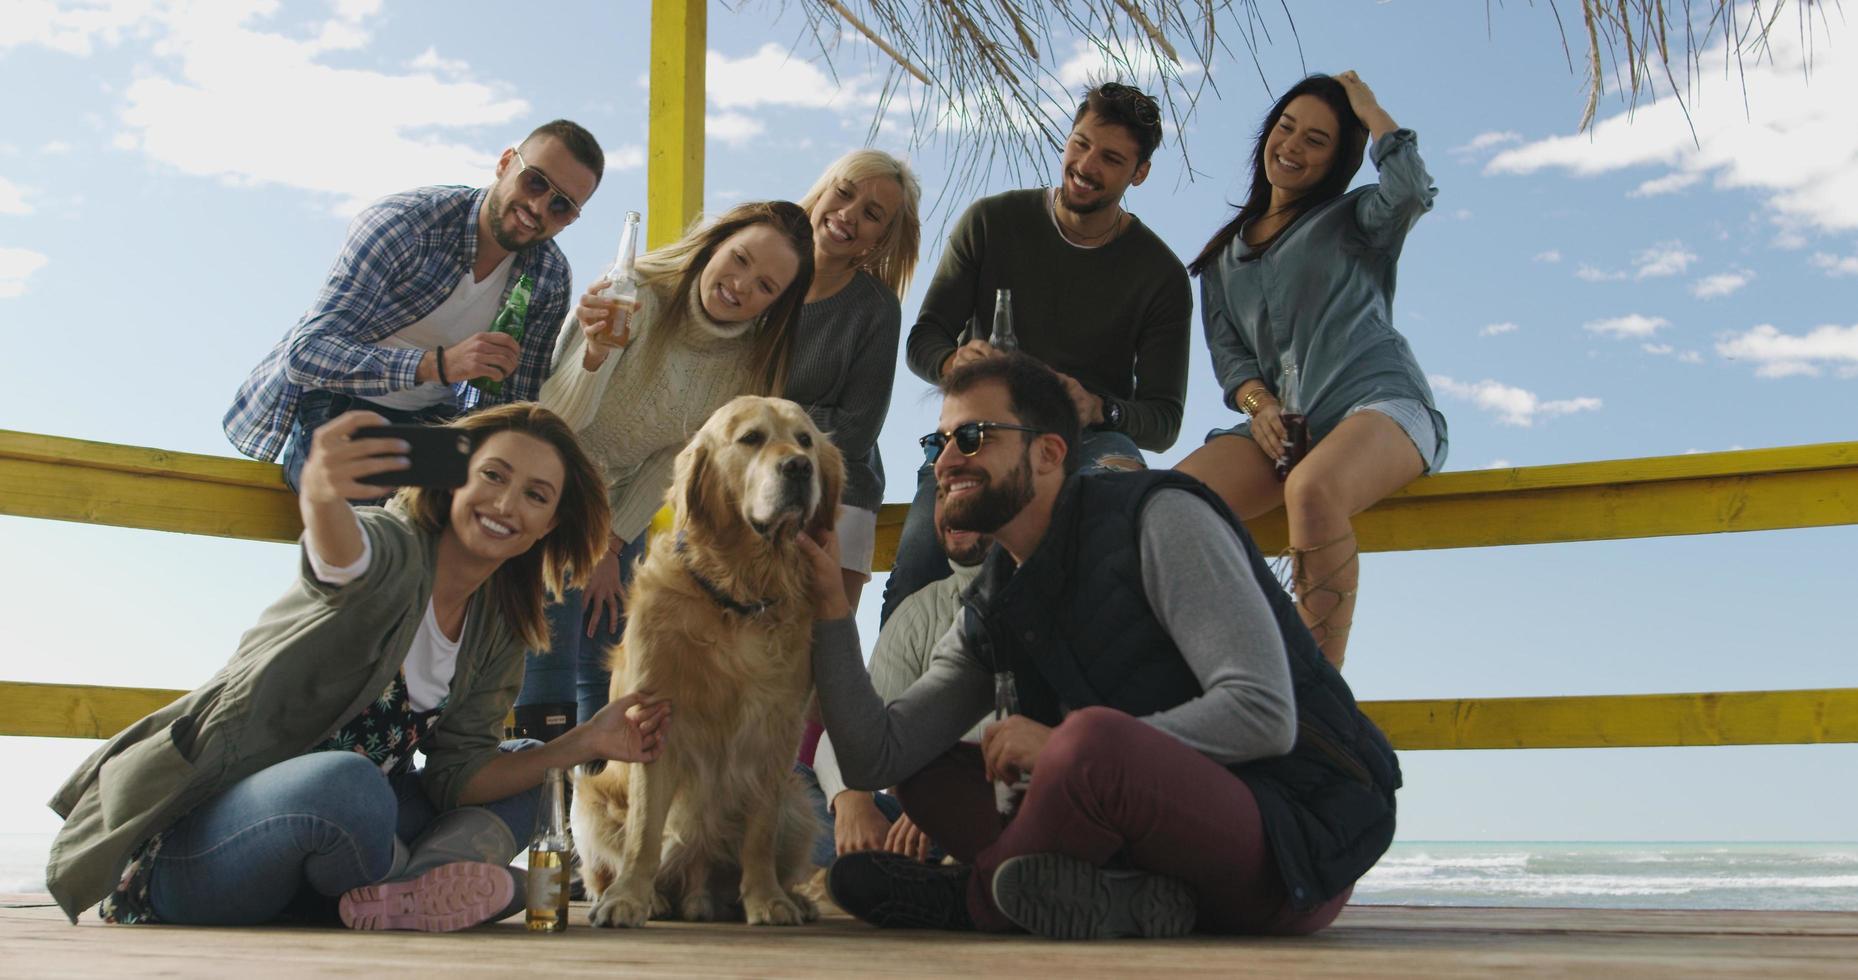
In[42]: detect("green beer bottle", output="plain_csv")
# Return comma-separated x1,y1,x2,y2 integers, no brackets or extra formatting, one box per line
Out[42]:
472,273,534,396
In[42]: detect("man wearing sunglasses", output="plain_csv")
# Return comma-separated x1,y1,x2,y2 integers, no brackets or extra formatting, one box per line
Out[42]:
882,82,1192,625
224,119,604,493
800,352,1399,941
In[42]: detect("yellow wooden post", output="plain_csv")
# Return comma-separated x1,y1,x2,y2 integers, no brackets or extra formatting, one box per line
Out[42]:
648,0,706,249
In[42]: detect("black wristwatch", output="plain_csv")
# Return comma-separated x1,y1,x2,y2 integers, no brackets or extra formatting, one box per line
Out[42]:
1102,400,1125,430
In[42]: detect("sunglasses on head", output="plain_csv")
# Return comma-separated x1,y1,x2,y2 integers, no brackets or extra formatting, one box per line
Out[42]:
1097,82,1161,127
510,147,582,221
919,421,1043,458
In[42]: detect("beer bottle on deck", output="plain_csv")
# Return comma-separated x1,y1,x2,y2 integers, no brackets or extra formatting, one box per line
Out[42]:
526,768,571,932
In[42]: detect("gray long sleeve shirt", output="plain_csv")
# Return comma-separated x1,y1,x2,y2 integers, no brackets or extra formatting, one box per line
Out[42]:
811,489,1297,792
1202,129,1449,471
784,271,902,510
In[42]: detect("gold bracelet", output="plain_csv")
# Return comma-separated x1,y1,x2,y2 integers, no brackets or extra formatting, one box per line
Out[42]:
1240,388,1275,415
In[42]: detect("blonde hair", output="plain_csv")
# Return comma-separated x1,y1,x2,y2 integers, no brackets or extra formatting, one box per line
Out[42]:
398,404,609,650
796,148,923,297
628,200,816,397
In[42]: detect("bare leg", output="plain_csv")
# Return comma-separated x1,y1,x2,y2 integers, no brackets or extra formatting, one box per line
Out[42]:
1281,411,1425,667
1175,435,1285,521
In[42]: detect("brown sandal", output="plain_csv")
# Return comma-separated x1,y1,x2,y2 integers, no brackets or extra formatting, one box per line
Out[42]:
1276,530,1359,666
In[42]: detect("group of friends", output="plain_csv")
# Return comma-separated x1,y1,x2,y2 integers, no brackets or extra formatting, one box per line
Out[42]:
46,71,1446,941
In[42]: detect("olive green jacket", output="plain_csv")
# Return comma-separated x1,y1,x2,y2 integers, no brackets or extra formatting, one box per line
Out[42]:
44,508,526,923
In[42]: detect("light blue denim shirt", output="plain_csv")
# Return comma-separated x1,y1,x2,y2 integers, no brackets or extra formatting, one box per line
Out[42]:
1202,129,1448,472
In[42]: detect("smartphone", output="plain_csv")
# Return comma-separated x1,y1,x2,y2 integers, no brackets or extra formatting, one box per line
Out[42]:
353,424,473,489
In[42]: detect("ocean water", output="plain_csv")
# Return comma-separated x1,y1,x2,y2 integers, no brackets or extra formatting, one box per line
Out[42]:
1354,842,1858,911
7,835,1857,911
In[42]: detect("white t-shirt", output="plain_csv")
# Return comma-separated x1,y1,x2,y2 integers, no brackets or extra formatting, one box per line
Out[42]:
370,256,516,410
306,517,461,711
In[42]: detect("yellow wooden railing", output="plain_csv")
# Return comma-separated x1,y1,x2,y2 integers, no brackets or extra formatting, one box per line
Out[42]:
5,430,1855,749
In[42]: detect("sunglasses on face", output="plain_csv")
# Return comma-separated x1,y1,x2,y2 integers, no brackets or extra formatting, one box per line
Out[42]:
510,148,582,221
919,421,1043,458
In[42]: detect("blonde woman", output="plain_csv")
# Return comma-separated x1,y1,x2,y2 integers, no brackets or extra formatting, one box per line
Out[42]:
527,201,816,724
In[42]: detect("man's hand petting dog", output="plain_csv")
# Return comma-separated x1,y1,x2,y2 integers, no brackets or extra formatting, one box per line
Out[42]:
798,529,852,620
574,691,672,764
982,715,1053,785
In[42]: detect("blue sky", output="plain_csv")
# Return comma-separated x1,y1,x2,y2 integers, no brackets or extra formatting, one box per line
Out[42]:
2,0,1854,855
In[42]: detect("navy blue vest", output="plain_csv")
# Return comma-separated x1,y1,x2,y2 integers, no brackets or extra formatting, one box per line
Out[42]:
959,470,1401,909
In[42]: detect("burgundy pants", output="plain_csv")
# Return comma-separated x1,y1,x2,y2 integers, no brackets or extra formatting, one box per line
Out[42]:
896,706,1352,934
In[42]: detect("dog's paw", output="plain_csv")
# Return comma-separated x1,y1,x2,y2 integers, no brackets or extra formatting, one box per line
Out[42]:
786,890,820,922
650,889,675,920
588,890,654,929
679,892,722,922
744,891,807,926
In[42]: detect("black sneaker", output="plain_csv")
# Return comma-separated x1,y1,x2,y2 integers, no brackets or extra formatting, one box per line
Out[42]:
990,853,1197,940
826,851,975,930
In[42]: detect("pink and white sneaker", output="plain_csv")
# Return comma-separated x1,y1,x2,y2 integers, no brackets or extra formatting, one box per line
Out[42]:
338,861,515,932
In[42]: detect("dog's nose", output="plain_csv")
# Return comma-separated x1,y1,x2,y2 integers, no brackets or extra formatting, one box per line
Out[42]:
780,456,813,482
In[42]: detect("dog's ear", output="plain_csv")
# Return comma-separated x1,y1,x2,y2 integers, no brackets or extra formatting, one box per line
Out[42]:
806,433,845,539
674,437,712,528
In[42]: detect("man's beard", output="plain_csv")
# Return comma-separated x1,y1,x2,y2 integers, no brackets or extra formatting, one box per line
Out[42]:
1057,169,1116,215
940,450,1034,535
485,188,538,252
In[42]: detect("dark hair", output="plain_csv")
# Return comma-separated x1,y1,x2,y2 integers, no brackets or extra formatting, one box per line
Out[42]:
1188,74,1369,276
940,353,1084,476
398,404,609,651
1073,82,1163,165
523,119,605,189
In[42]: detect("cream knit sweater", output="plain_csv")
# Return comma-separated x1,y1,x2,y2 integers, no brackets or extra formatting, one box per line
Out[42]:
540,284,757,542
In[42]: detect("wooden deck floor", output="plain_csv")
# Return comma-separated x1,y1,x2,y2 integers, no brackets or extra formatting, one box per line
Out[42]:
6,894,1857,978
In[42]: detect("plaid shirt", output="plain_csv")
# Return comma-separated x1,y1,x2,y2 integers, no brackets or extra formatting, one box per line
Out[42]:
222,185,573,460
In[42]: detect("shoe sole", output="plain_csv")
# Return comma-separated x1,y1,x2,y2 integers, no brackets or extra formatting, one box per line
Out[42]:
339,861,514,932
990,853,1196,940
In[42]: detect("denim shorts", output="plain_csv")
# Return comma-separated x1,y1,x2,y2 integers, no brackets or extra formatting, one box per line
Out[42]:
1207,396,1447,474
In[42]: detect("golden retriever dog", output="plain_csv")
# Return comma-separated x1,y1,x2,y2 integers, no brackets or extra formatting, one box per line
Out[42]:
572,395,843,928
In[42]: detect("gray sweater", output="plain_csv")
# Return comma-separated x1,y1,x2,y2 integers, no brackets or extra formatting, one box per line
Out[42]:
784,271,901,511
812,488,1298,792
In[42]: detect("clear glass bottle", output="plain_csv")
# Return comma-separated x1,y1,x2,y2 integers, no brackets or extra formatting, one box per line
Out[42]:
993,671,1031,815
525,768,571,932
598,210,642,346
1275,358,1309,482
988,287,1018,352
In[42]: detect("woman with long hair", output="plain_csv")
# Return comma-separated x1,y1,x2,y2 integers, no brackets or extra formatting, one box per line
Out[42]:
46,404,671,930
1176,71,1448,668
530,200,816,722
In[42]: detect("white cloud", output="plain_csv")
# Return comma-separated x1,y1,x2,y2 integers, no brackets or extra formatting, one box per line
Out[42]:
606,145,645,172
98,4,529,214
706,43,879,112
1483,458,1514,469
706,112,766,147
1451,131,1522,156
1575,263,1627,282
1811,253,1858,277
0,246,50,298
1692,270,1754,299
1533,249,1561,263
40,140,72,155
1429,375,1603,427
1055,38,1200,90
409,47,470,76
1452,208,1473,221
1629,172,1701,197
1678,350,1704,364
1585,314,1669,339
1716,323,1858,378
1642,343,1674,355
0,0,157,57
0,176,30,214
1485,15,1858,232
1633,241,1696,278
1480,322,1520,337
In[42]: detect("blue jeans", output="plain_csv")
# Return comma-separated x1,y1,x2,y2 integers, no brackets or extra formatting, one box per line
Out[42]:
145,743,541,926
878,429,1147,624
793,762,910,868
281,390,457,498
518,533,649,726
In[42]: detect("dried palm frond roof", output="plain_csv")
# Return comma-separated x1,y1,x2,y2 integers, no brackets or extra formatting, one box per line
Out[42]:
767,0,1835,194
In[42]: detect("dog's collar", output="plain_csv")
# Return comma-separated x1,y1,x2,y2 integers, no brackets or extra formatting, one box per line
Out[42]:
676,531,777,617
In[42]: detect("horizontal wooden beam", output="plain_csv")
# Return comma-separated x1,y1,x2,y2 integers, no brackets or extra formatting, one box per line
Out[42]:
6,680,1855,750
4,433,1856,560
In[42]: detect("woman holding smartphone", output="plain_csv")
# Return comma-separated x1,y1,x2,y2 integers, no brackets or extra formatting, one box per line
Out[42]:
1176,71,1448,669
45,404,671,931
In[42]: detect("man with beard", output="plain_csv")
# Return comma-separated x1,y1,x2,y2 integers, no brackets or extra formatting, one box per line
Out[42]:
799,353,1400,941
881,82,1191,624
224,120,602,493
